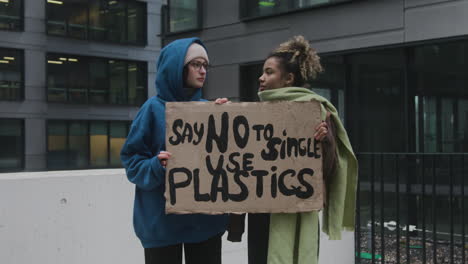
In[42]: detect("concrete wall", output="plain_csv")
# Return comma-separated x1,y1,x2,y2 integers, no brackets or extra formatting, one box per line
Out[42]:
0,0,162,171
0,169,142,264
162,0,468,100
0,169,354,264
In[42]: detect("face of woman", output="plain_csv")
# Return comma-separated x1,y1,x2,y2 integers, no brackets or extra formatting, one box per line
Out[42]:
258,57,291,92
185,58,208,89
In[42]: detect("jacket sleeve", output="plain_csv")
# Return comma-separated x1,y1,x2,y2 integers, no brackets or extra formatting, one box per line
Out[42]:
121,105,165,191
227,213,246,242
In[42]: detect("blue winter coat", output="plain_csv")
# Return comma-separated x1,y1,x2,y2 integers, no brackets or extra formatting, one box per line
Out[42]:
121,37,228,248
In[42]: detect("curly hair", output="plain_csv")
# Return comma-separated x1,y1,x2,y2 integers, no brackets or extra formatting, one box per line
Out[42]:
268,35,323,86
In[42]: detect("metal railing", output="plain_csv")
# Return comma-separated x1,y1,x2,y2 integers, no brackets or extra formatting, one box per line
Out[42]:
355,153,467,264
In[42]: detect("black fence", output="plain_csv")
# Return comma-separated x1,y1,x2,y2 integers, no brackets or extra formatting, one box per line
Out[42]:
355,153,468,264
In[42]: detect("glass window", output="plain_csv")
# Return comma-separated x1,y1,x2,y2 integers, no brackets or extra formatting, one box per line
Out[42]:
240,0,352,19
0,48,23,100
127,1,146,45
109,122,128,167
47,0,147,45
47,54,88,103
47,53,147,106
88,1,107,41
47,54,68,102
69,121,88,168
166,0,200,33
0,119,23,171
312,56,346,123
89,0,126,43
89,58,108,104
127,61,146,106
106,0,126,43
411,41,468,153
46,0,87,39
109,60,127,104
47,120,130,170
68,56,88,103
47,121,68,170
347,50,406,152
0,0,23,31
243,0,288,18
240,63,263,102
90,121,108,167
458,99,468,152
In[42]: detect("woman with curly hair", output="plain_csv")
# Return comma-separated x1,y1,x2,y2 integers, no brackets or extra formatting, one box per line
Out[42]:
248,35,358,264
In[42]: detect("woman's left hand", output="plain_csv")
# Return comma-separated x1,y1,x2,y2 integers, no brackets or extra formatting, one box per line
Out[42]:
314,121,328,141
215,98,230,104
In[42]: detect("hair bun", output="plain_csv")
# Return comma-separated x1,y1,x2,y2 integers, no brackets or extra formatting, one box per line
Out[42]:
273,35,323,82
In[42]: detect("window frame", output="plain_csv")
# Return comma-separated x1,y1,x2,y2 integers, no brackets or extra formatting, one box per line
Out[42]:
0,0,24,31
45,0,148,46
46,52,148,106
46,119,131,171
161,0,203,36
0,118,25,172
0,47,24,101
239,0,354,21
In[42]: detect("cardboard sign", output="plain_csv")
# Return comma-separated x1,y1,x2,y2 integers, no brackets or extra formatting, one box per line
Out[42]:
165,101,323,214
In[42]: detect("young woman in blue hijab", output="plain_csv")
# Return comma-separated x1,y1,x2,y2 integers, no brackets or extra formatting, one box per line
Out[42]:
121,38,229,264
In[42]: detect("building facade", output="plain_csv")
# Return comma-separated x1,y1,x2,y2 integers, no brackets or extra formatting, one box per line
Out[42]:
0,0,162,172
161,0,468,262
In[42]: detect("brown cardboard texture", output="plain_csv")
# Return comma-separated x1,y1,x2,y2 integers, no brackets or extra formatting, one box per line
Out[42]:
165,101,323,214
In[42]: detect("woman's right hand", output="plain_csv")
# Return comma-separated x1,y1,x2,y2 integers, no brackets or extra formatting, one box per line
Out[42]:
215,97,230,104
157,151,172,168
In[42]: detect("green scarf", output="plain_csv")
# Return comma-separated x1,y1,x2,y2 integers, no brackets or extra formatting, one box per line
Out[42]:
258,87,358,264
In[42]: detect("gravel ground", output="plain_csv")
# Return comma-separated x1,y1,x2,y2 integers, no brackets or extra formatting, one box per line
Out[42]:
357,232,468,264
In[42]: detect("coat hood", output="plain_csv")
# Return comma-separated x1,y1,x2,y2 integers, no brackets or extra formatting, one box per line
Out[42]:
155,37,206,102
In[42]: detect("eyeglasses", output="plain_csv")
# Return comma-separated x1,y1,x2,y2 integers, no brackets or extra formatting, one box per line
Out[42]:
188,60,210,72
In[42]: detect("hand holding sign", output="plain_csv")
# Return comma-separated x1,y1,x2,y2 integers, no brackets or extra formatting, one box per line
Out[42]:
165,101,324,214
157,151,172,168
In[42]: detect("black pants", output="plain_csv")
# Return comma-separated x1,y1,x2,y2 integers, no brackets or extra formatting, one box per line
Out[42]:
248,213,270,264
144,234,222,264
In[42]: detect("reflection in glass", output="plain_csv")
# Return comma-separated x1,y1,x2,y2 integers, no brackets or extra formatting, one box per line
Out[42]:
128,1,146,44
0,48,23,100
68,57,88,103
128,62,146,106
0,119,23,171
47,120,130,170
241,0,351,19
90,121,108,167
0,0,23,31
69,121,88,168
348,50,405,152
110,122,127,167
423,98,437,152
47,0,87,39
313,56,346,123
109,60,127,104
47,54,89,103
412,42,468,153
89,58,108,104
47,53,147,105
47,121,67,169
458,99,468,151
240,64,263,102
47,0,146,45
169,0,198,32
